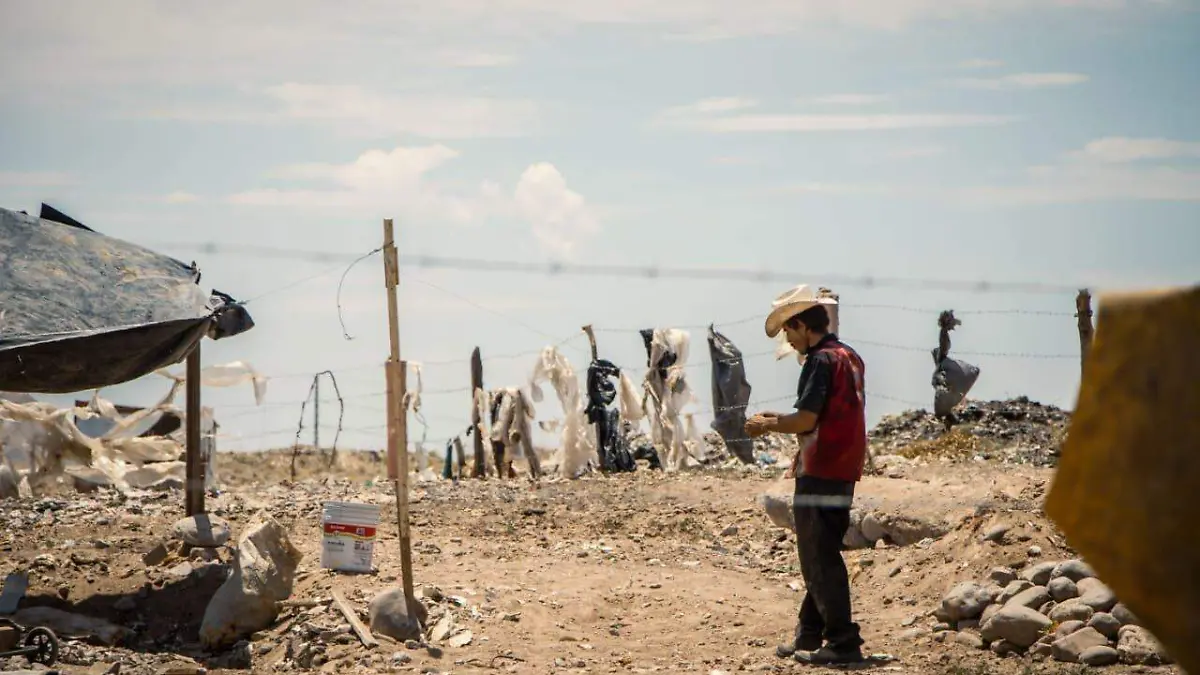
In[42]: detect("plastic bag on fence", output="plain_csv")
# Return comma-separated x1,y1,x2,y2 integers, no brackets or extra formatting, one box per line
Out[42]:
530,346,594,477
932,353,981,418
618,372,643,423
707,325,754,464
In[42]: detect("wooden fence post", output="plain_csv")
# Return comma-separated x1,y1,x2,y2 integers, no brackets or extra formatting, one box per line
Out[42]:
382,218,415,613
1076,289,1094,375
185,343,204,516
470,347,486,478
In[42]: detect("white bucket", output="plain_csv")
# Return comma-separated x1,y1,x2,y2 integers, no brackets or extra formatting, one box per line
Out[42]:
320,501,381,573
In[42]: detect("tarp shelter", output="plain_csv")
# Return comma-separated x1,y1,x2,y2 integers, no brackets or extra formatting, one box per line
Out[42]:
0,204,254,392
0,204,254,513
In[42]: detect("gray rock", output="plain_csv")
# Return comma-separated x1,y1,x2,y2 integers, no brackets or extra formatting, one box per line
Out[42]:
1088,613,1121,641
998,580,1034,604
199,516,302,650
983,524,1010,543
981,605,1052,649
1006,586,1051,611
933,630,955,643
1076,577,1118,612
113,596,137,612
1055,620,1084,637
957,619,980,632
842,526,871,549
954,632,984,649
1020,561,1057,586
1117,625,1171,665
1048,600,1095,623
1039,600,1057,615
0,464,18,500
1031,642,1054,658
1079,645,1120,666
1111,603,1138,627
979,603,1001,629
369,587,429,642
941,582,998,622
1051,627,1109,663
1051,559,1096,582
898,627,926,641
860,513,886,542
173,514,231,548
990,640,1018,656
1047,577,1078,602
1027,545,1043,557
989,567,1016,586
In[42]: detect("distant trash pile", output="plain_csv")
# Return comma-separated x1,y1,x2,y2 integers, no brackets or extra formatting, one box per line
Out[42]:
869,396,1071,467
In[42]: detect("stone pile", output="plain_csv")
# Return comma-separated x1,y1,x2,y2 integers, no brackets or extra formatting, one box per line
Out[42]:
870,397,1070,467
934,558,1172,666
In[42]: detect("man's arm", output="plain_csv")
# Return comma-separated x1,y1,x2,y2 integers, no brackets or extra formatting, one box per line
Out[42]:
744,352,832,437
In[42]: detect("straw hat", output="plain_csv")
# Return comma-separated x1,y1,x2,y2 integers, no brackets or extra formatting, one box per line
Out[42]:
764,284,839,338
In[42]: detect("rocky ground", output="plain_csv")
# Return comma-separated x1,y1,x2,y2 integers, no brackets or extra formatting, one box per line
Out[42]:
0,399,1181,675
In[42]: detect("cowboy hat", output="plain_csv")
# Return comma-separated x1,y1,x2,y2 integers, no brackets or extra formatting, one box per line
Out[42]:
764,284,839,338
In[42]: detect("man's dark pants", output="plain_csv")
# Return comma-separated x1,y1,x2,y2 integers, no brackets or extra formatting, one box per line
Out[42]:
792,475,864,652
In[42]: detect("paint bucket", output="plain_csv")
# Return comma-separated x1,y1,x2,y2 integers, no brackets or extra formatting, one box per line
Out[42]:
320,501,381,573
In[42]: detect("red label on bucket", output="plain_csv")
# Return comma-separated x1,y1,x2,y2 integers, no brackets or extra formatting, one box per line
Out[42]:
323,522,377,539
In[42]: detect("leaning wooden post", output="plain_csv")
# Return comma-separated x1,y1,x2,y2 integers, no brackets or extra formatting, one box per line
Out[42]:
1076,289,1094,376
382,218,416,612
185,343,204,516
470,347,486,478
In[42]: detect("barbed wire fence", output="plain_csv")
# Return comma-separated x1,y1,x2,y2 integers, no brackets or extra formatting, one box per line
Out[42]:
176,241,1096,463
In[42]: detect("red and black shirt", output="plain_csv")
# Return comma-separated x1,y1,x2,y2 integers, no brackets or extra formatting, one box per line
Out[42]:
794,333,868,482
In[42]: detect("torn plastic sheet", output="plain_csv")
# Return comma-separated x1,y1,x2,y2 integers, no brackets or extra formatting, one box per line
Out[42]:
707,325,754,464
0,205,255,393
530,346,596,478
0,359,258,492
585,359,635,473
640,328,696,471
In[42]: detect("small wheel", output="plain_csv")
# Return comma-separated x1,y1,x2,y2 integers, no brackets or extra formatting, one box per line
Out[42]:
23,626,58,666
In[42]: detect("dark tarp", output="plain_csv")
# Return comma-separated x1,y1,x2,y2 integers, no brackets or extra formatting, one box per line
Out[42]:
707,325,755,464
0,205,254,393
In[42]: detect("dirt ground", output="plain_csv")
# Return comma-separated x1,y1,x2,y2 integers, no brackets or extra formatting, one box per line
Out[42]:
0,448,1183,675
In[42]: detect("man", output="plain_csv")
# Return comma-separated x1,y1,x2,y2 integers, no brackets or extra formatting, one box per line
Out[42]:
745,284,868,665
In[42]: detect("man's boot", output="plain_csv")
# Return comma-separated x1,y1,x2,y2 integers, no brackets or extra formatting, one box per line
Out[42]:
793,645,866,665
775,635,822,659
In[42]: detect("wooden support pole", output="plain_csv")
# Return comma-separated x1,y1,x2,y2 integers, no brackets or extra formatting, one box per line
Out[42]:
185,343,204,516
470,347,486,478
582,325,598,362
1076,289,1094,375
382,218,416,612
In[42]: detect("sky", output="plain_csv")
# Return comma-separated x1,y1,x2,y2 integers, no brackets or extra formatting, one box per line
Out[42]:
1,0,1197,458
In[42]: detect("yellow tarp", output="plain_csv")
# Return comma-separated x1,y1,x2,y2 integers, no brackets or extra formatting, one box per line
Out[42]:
1045,285,1199,672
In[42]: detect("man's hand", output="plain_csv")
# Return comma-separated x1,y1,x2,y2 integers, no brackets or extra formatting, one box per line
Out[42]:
744,414,774,438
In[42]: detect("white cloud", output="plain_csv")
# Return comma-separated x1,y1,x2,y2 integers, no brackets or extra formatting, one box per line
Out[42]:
0,1,1166,89
959,164,1200,204
954,72,1089,89
229,146,597,256
809,94,890,105
161,191,201,204
663,97,759,116
961,136,1200,204
514,163,598,258
0,171,73,187
958,58,1005,69
130,84,541,139
888,145,948,159
664,112,1017,133
1074,137,1200,163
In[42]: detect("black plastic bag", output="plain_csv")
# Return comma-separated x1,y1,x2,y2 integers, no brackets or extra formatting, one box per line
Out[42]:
707,325,755,464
